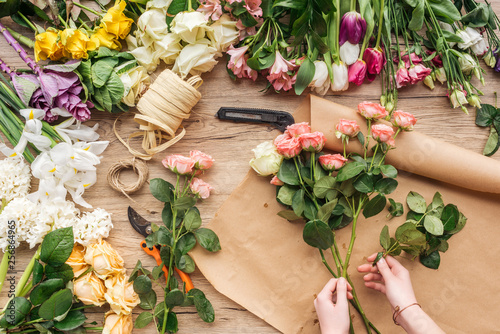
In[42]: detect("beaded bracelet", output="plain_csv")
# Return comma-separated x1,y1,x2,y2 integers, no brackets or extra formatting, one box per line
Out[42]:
392,303,421,326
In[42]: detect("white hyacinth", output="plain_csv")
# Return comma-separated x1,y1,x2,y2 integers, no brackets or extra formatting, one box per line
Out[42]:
73,208,113,246
0,156,31,202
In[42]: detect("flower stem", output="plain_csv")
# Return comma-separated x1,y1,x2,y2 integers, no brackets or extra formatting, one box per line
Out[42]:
319,249,337,277
16,12,37,33
15,247,40,296
0,22,40,74
0,249,12,295
375,0,385,49
72,2,103,17
5,28,34,49
58,15,69,29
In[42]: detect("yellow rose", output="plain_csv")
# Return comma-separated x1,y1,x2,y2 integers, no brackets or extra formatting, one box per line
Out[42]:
73,272,106,306
103,311,133,334
104,274,139,315
90,28,122,50
84,239,125,279
102,0,134,39
34,30,64,62
66,243,89,277
60,28,97,59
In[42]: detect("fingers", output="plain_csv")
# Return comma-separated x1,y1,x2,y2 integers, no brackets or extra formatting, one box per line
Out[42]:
364,281,387,294
357,263,381,273
363,272,384,283
317,278,338,301
365,253,380,262
334,277,349,309
375,257,393,279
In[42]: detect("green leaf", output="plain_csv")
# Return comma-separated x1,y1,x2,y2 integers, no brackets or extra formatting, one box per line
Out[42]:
277,159,300,186
45,264,74,284
303,197,318,221
303,220,334,250
273,0,306,9
160,247,170,267
261,0,273,17
277,210,302,221
396,223,427,246
166,311,179,332
420,250,440,269
187,289,215,323
461,3,489,27
379,225,390,250
176,233,197,255
173,197,197,211
380,164,397,178
133,275,152,295
129,260,143,282
0,297,31,327
388,198,404,218
91,58,119,88
135,312,153,328
448,212,467,234
30,279,65,306
406,191,427,214
316,199,338,223
277,185,297,206
428,0,462,24
363,194,387,218
0,0,20,18
424,215,444,236
152,264,165,280
408,0,425,30
375,178,398,195
54,310,86,331
195,228,221,252
483,126,500,156
156,227,173,247
441,204,459,231
167,0,189,15
292,189,305,216
336,162,366,182
150,178,174,203
165,289,185,308
39,289,73,320
184,209,202,231
313,176,336,198
33,260,44,286
40,227,74,267
176,254,195,273
353,173,374,193
294,57,315,95
44,61,82,73
475,104,498,127
106,71,125,105
139,290,157,310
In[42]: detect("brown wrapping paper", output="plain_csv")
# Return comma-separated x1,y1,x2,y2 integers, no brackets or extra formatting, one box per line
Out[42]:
191,96,500,333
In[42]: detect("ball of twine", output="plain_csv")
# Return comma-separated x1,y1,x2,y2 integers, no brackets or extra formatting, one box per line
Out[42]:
107,158,149,198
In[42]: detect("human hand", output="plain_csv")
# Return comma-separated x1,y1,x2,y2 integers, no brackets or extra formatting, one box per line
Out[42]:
357,253,417,310
314,277,353,334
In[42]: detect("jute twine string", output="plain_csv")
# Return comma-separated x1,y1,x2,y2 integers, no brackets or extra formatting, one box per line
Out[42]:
114,69,203,160
107,158,149,196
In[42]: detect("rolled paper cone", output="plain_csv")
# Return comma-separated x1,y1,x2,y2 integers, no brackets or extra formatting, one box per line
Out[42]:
302,95,500,194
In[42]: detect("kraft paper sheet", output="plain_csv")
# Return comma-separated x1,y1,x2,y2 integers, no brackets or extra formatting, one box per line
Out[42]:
191,96,500,333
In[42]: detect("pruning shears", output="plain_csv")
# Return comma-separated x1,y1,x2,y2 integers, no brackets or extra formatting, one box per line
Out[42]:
128,206,194,291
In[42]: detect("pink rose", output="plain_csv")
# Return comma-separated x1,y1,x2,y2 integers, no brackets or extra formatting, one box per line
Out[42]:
371,124,395,143
335,119,360,137
162,155,195,175
408,64,431,84
357,102,388,120
319,154,348,171
270,175,284,186
190,150,214,170
286,122,311,137
392,110,417,131
299,132,326,152
190,178,213,199
273,133,302,159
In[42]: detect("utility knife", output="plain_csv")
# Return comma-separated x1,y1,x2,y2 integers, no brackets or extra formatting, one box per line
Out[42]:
215,107,295,132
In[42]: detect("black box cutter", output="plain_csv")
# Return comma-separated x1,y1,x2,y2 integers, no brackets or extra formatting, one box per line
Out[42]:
215,107,295,132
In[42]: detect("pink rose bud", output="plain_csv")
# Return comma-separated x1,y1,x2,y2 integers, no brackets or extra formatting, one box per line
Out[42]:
270,175,284,186
190,150,214,170
392,110,417,131
357,102,388,120
363,47,386,75
348,59,367,86
299,131,326,152
274,133,302,159
162,155,195,175
319,154,348,171
371,124,395,143
339,11,367,45
335,119,360,138
285,122,311,137
190,178,213,199
395,64,410,88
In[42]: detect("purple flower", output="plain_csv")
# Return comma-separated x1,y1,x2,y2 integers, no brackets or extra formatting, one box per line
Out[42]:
495,51,500,73
339,11,367,45
54,92,93,122
363,47,386,75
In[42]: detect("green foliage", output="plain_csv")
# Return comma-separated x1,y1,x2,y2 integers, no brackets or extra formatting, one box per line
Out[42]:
39,227,74,267
476,104,500,157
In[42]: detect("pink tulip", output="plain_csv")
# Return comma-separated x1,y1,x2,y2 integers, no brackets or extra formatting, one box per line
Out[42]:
348,60,367,86
339,11,367,45
363,47,385,75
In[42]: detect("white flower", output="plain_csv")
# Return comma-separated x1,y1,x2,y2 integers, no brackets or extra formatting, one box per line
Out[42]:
309,61,330,96
0,156,31,202
331,62,349,92
73,208,113,246
155,33,183,65
249,141,283,176
135,8,169,45
209,14,239,55
172,41,218,78
171,11,212,44
339,42,360,65
450,89,468,108
458,53,476,75
55,117,100,144
119,66,151,107
435,67,446,84
456,27,482,50
439,22,456,47
13,109,52,155
128,46,159,73
471,38,488,56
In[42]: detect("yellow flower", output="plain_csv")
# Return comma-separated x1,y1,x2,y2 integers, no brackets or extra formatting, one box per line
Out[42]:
34,29,63,62
102,311,133,334
104,274,139,315
66,243,89,277
84,239,125,279
90,28,122,50
102,0,134,39
73,272,107,306
60,28,97,59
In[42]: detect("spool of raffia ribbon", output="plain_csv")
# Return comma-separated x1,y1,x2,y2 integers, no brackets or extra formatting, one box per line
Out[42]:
114,69,203,160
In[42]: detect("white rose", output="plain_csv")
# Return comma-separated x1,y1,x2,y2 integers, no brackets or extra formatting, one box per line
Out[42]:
339,41,360,65
209,14,239,55
155,33,183,65
119,66,151,107
309,61,330,96
331,61,349,92
435,67,446,84
172,41,218,78
249,141,283,176
171,11,212,44
136,8,169,45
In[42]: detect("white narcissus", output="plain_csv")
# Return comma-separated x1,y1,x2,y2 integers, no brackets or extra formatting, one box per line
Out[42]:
171,11,212,44
331,62,349,92
250,141,283,176
54,116,100,144
14,109,52,155
209,14,239,55
309,61,330,96
339,41,360,65
119,65,151,107
172,40,218,78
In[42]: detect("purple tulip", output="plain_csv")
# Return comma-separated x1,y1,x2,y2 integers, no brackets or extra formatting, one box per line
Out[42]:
339,11,367,46
494,51,500,72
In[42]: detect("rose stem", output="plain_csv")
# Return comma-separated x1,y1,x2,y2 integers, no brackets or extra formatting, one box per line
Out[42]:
0,22,40,74
5,28,34,49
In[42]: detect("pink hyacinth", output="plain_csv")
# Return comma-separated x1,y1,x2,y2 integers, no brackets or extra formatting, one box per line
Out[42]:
348,60,367,86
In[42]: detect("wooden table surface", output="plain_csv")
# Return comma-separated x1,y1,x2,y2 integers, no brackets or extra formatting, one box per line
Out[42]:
2,4,500,332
